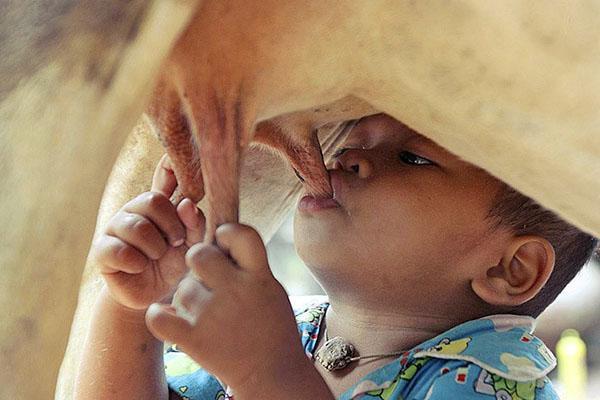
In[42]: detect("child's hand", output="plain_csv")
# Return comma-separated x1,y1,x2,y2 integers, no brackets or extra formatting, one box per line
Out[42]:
94,154,205,310
145,223,309,392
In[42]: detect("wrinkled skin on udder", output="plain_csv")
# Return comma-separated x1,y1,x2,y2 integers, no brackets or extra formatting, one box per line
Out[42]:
146,72,333,242
143,1,384,242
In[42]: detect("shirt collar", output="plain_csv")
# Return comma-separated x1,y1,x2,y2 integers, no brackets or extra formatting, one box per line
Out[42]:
411,314,556,381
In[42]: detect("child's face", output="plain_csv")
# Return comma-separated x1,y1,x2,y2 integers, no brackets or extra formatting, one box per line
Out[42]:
293,113,511,315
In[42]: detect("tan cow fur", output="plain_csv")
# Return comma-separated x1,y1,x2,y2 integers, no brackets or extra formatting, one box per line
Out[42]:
0,1,201,399
1,1,599,399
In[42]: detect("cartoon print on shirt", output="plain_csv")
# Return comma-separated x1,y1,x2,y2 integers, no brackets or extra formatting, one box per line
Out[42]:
296,305,326,325
363,374,402,400
363,356,432,398
474,369,541,400
399,357,431,381
427,337,471,355
164,353,202,377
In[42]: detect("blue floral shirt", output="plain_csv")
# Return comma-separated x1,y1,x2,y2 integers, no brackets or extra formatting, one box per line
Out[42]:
164,295,559,399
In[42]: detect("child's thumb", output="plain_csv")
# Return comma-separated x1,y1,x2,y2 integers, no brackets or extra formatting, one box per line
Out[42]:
145,303,193,345
151,154,178,198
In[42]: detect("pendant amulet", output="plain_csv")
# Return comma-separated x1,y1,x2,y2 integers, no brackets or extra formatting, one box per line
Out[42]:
315,336,356,371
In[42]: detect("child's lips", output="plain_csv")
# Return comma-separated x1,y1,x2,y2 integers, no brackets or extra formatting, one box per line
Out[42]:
297,195,340,212
297,170,344,212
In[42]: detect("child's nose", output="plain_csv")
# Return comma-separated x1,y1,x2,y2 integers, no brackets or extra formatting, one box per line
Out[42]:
334,149,373,179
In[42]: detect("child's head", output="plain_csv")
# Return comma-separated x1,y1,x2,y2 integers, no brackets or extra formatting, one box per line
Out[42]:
293,113,598,320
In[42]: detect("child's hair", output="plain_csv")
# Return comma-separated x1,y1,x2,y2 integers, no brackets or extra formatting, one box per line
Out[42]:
486,183,599,317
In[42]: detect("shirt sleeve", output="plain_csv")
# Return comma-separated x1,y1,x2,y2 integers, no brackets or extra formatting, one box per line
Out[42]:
417,364,559,400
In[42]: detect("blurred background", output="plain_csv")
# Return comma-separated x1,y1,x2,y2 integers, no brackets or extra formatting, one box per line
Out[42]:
267,211,600,400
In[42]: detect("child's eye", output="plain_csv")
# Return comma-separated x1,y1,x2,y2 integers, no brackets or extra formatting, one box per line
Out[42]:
399,151,435,166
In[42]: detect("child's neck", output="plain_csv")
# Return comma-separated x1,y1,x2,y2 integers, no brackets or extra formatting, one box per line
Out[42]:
311,297,468,397
324,298,465,357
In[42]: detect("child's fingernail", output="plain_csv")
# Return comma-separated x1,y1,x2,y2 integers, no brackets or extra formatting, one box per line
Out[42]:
172,238,185,247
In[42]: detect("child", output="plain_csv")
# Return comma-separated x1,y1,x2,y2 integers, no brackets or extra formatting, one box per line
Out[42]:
74,113,598,399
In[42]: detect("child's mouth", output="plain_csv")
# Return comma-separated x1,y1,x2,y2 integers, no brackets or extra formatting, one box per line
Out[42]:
297,195,341,212
297,169,345,212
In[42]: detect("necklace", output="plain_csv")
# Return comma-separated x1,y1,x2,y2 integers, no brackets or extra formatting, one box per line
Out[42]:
314,327,407,371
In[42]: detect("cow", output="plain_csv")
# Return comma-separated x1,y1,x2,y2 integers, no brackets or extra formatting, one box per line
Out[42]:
1,1,599,399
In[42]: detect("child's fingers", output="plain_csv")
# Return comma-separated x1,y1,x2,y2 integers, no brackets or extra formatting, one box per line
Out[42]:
95,235,149,274
151,154,178,198
145,303,194,346
215,223,269,275
106,212,168,260
171,276,213,319
185,243,238,289
124,192,185,247
177,198,205,246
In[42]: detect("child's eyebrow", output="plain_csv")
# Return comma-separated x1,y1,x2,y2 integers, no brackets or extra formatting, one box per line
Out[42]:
406,135,454,161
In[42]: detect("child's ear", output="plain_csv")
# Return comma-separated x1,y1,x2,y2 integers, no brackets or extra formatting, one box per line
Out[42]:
471,235,555,307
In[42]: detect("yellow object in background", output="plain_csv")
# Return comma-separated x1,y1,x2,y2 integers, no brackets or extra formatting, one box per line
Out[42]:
556,329,588,400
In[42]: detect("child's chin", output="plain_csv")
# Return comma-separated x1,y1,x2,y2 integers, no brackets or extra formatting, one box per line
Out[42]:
298,246,345,273
294,215,345,243
295,231,351,265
